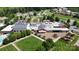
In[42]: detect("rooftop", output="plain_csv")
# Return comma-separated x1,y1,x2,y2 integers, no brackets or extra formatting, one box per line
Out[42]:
0,23,5,27
1,25,13,32
5,20,69,32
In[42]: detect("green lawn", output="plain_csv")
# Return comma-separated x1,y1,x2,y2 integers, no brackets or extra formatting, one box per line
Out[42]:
0,44,17,51
52,35,79,51
54,13,79,27
15,36,43,51
76,20,79,27
54,14,79,21
55,14,72,20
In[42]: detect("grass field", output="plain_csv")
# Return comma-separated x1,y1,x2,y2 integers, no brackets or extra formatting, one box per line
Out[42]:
0,35,79,51
55,14,72,20
52,35,79,51
0,45,17,51
15,36,43,51
54,14,79,21
54,13,79,26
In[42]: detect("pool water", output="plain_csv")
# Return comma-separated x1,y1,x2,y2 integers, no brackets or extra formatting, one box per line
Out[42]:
0,36,4,45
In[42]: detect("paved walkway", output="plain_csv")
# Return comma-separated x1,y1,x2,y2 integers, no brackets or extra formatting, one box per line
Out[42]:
12,43,21,51
0,42,12,49
32,34,60,42
32,34,45,41
13,35,31,44
32,34,61,42
53,37,61,42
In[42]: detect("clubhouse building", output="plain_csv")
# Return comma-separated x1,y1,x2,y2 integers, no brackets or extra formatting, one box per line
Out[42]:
1,20,69,33
12,20,69,32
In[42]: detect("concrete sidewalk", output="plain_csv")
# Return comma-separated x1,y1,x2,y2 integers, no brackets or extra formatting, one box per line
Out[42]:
12,43,21,51
53,37,61,42
31,34,45,41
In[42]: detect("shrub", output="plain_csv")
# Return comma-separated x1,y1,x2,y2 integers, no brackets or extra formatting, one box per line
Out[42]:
13,32,21,39
21,31,25,37
53,34,58,38
67,19,70,23
73,21,77,26
26,30,32,36
55,17,60,22
20,30,32,38
42,39,54,50
8,33,17,42
3,38,10,45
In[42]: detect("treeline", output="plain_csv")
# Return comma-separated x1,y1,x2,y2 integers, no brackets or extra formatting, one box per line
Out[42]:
3,30,32,45
67,7,79,12
1,7,79,17
0,7,55,17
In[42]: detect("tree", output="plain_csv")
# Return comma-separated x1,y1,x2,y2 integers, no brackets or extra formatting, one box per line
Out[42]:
27,18,31,23
73,21,77,26
46,39,54,47
42,41,49,50
4,19,10,25
26,30,32,36
21,31,26,37
43,15,46,20
53,34,58,38
77,23,79,27
9,14,15,19
8,33,17,42
20,30,31,38
67,19,70,23
43,15,48,20
52,14,55,18
3,38,10,45
20,16,23,20
42,39,54,50
34,12,37,16
55,17,60,22
47,15,54,21
14,32,21,39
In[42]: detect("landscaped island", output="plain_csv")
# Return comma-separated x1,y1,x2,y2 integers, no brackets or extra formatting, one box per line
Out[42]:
0,7,79,51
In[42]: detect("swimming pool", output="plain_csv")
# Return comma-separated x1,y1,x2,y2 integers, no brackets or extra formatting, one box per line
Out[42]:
0,34,9,45
0,36,4,45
